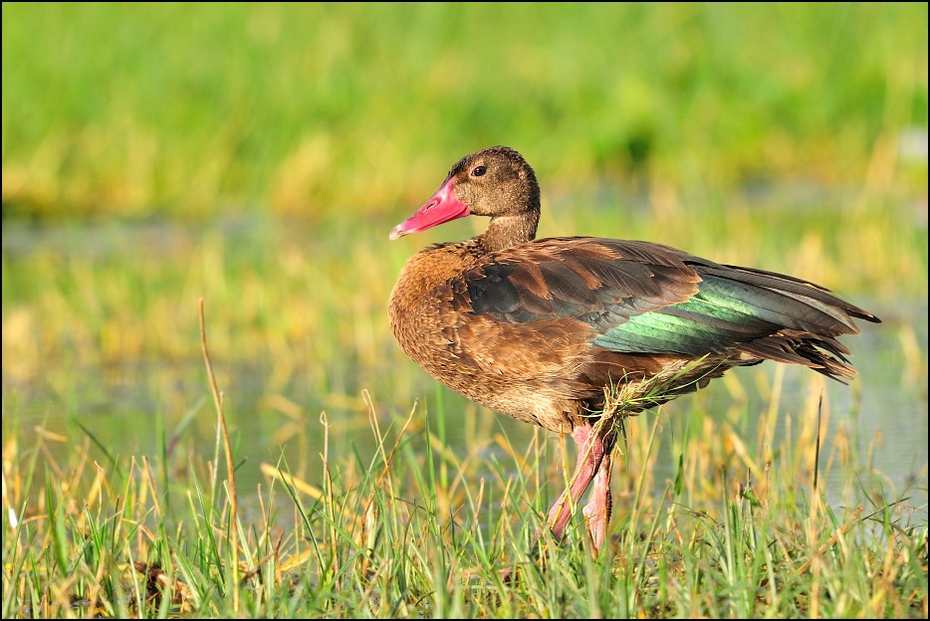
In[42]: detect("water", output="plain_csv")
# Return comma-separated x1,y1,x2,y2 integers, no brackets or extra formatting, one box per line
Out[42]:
2,214,927,524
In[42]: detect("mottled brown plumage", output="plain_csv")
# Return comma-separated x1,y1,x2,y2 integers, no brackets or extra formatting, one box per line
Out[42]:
388,145,880,555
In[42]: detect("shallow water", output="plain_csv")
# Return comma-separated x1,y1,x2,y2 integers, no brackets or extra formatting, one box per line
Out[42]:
2,214,927,524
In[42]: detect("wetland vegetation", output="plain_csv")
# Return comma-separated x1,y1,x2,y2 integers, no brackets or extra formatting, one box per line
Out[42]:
2,3,927,618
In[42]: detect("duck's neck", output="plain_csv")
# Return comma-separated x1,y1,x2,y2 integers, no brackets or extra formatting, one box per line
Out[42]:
476,210,540,253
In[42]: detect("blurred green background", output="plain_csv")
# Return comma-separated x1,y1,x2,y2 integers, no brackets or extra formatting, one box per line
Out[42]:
2,3,927,505
3,3,926,220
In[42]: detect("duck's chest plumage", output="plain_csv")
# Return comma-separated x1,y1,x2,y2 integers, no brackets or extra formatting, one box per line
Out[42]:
388,237,713,432
388,240,598,431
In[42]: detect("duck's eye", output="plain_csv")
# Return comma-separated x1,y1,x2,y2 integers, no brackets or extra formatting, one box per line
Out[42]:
471,165,486,177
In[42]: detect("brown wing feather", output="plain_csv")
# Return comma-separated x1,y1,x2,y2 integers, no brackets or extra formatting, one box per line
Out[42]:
464,237,702,323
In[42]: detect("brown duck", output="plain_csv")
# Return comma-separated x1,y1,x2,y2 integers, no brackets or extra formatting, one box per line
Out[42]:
388,145,880,554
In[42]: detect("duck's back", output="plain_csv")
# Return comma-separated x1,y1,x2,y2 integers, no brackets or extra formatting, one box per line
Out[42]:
389,236,878,433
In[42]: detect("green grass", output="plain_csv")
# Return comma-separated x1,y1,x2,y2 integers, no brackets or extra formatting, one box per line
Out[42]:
2,366,926,618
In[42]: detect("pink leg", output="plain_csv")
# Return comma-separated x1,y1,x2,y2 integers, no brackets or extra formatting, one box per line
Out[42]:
582,447,613,553
545,423,615,551
503,423,616,581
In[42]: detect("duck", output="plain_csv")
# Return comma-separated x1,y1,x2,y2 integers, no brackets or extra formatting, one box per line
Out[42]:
387,145,880,555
